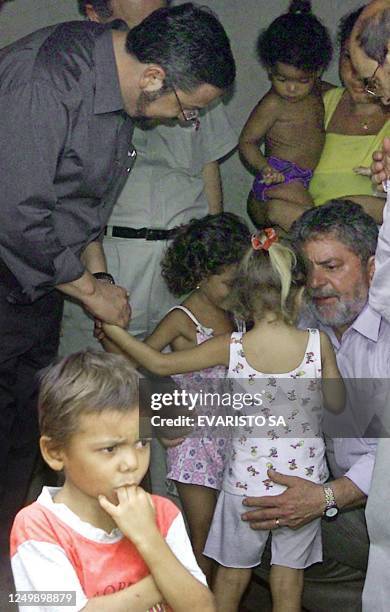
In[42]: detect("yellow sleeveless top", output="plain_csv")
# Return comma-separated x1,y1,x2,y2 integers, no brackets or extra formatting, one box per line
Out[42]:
309,87,390,205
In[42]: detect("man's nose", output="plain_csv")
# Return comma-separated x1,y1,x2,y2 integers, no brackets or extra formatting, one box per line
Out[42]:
309,267,327,288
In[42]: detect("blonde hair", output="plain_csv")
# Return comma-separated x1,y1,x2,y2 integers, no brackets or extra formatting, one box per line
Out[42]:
38,351,139,446
226,231,299,323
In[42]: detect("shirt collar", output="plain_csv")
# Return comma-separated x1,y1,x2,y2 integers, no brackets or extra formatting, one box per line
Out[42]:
319,303,381,349
348,302,381,342
94,28,124,114
299,302,382,349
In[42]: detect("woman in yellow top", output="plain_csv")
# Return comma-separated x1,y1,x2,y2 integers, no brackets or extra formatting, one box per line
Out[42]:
309,6,389,223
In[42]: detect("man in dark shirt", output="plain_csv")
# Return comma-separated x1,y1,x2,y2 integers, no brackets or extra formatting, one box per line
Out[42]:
0,1,235,567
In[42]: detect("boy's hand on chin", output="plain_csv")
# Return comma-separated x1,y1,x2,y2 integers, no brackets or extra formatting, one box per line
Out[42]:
98,486,158,545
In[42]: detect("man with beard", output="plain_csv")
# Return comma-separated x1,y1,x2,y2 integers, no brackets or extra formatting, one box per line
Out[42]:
0,1,235,596
240,199,390,610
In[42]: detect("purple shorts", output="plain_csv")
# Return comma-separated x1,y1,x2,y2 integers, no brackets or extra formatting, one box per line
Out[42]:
252,156,313,202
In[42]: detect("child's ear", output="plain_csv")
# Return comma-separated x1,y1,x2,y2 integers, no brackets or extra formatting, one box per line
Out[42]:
40,436,65,472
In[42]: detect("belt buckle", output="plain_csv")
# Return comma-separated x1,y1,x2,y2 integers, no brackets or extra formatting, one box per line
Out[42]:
145,228,157,240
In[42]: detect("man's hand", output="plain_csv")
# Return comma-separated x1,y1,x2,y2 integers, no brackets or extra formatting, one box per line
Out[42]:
241,469,325,530
371,136,390,188
83,280,131,328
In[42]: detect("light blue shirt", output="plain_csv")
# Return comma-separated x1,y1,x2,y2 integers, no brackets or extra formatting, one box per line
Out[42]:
300,303,390,495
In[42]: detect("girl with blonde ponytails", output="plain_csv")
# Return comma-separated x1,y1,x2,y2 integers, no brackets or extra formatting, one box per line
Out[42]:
103,228,344,612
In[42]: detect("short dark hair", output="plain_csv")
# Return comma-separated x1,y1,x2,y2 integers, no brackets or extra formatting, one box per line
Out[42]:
161,212,250,296
357,7,390,64
337,6,365,49
125,3,236,92
289,200,378,265
257,0,332,73
77,0,112,19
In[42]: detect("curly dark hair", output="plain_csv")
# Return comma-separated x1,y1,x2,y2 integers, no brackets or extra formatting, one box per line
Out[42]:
161,212,251,296
257,0,332,73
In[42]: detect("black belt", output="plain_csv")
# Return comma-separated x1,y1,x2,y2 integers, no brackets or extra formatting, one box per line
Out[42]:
104,226,179,240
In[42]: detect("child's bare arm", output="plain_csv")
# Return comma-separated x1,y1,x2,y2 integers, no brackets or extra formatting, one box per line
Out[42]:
103,323,229,375
83,575,164,611
98,487,215,612
98,310,183,366
239,93,281,175
320,331,345,414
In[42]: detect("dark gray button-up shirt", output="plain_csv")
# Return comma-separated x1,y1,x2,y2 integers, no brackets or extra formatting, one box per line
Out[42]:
0,21,135,303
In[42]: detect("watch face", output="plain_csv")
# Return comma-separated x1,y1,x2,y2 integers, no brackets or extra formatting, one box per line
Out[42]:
325,507,338,518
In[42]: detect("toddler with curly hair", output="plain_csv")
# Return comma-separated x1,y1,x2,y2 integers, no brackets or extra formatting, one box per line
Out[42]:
239,0,333,231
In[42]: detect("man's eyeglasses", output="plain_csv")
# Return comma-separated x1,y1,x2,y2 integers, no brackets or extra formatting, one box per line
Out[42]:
363,64,381,98
172,87,200,130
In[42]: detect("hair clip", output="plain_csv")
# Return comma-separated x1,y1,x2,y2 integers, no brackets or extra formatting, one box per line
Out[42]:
251,228,278,251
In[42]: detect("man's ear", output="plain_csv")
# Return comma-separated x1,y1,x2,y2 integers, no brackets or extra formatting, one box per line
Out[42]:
367,254,376,285
40,436,65,472
85,4,102,23
139,65,166,93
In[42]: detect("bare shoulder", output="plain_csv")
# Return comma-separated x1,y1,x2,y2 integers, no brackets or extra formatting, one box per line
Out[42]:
163,307,197,338
248,90,284,119
257,90,284,112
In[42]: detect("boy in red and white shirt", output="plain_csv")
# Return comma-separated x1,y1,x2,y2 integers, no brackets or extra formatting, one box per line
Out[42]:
10,351,213,612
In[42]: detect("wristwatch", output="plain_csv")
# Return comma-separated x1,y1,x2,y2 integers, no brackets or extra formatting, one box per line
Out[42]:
93,272,115,285
323,484,339,520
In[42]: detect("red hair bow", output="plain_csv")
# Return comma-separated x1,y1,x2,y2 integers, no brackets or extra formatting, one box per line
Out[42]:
251,228,278,251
